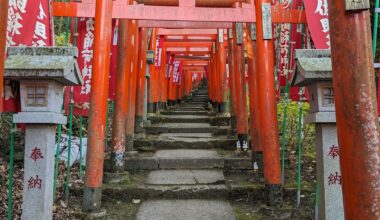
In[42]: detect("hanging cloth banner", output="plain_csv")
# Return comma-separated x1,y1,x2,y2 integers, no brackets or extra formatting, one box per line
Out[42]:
64,18,117,117
3,0,54,113
304,0,330,49
275,0,309,101
172,60,182,84
166,54,175,78
154,35,164,69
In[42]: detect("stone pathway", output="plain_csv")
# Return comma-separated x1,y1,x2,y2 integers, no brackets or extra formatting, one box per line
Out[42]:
136,200,236,220
133,86,237,220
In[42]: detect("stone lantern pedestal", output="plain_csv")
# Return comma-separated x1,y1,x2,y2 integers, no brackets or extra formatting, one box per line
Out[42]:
292,49,344,220
5,47,82,220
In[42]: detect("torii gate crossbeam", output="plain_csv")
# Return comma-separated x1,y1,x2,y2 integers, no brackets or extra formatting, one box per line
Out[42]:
52,1,306,24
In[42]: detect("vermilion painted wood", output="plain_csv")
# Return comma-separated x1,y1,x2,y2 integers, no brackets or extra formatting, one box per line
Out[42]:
139,20,232,29
246,30,262,152
232,22,248,136
135,28,149,117
148,29,159,104
164,41,213,48
217,33,227,104
125,20,139,149
227,31,237,122
255,0,281,185
328,1,380,218
159,29,217,35
110,20,131,170
52,2,307,24
136,0,242,7
85,0,113,188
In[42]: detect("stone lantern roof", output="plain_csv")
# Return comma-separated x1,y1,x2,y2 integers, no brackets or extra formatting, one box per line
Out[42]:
4,47,83,86
291,49,332,87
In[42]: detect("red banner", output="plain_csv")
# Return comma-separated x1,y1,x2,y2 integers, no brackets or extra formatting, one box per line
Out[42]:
4,0,54,112
275,0,309,101
154,36,164,69
64,18,117,117
304,0,330,49
173,60,182,84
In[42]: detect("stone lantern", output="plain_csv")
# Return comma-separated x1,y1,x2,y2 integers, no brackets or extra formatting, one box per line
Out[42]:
4,47,82,220
291,49,344,220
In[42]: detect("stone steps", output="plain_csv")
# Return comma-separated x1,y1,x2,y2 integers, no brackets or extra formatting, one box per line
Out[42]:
136,200,235,220
160,110,210,116
123,150,251,171
183,99,208,105
144,123,229,135
149,115,210,123
118,86,242,219
134,135,236,150
148,115,230,125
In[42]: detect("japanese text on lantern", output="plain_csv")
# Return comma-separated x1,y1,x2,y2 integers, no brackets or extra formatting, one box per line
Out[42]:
80,18,95,95
27,146,44,190
327,145,339,159
28,175,42,190
29,147,44,162
328,172,342,185
7,0,28,46
315,0,330,48
327,145,342,186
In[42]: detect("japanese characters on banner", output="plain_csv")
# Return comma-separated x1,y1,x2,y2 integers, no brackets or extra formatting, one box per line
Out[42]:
192,72,198,81
173,60,182,85
155,36,164,69
277,0,308,101
304,0,330,49
63,19,117,117
4,0,53,112
166,54,175,78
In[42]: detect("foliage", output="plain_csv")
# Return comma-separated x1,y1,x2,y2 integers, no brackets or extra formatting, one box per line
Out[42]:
277,101,315,158
54,32,69,46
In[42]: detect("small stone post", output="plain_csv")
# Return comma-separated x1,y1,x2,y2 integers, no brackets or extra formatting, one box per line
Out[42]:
291,49,344,220
4,47,82,220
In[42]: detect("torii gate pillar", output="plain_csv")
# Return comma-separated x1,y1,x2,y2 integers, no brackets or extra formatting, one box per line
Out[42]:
328,0,380,218
83,0,113,214
217,29,228,113
255,0,282,207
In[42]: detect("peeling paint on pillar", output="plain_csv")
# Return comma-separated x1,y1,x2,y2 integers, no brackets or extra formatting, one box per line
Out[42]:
83,0,113,213
109,20,130,172
328,0,380,217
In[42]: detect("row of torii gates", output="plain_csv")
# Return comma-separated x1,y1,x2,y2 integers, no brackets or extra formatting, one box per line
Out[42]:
0,0,379,218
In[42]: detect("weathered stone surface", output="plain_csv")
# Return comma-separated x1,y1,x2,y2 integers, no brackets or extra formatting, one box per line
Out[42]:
160,110,209,116
147,170,225,185
13,112,67,124
159,133,213,138
149,115,210,124
21,125,56,220
145,123,227,134
304,112,336,124
134,138,236,150
124,156,252,171
154,149,219,159
315,124,344,220
5,46,82,86
136,200,236,220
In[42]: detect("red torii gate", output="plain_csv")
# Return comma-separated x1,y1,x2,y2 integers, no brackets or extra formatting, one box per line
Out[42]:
2,0,379,218
54,0,308,213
